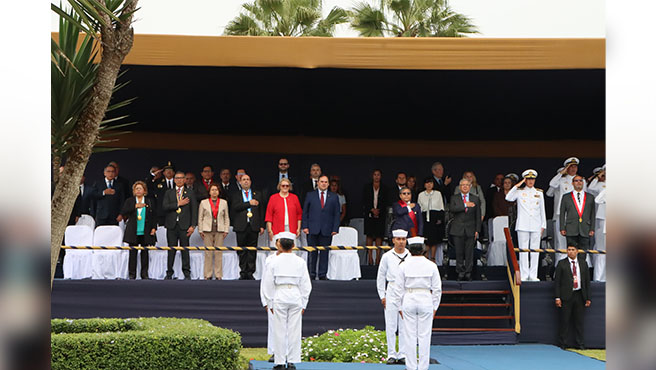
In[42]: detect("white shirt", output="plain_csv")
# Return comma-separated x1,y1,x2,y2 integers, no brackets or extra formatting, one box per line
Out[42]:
594,188,606,221
568,257,581,291
505,186,546,232
376,248,409,300
573,190,585,211
372,186,380,209
261,253,312,309
417,190,445,222
278,172,288,182
391,256,442,311
260,252,279,307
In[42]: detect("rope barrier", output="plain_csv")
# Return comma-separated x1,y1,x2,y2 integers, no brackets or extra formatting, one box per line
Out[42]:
60,245,605,254
513,248,605,254
61,245,393,251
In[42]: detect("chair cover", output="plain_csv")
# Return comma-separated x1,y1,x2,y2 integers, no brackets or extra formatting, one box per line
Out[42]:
488,216,509,266
188,229,205,280
75,214,95,229
221,227,240,280
149,226,169,280
91,226,126,279
254,231,272,280
63,225,94,279
327,226,361,280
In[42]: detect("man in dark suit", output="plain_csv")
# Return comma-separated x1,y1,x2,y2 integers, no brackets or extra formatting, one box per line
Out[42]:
559,175,595,260
485,173,504,218
162,171,198,279
300,163,322,206
448,178,481,281
302,175,341,280
153,163,176,226
266,157,296,200
230,174,265,280
108,161,131,199
555,245,591,349
91,165,125,226
69,175,94,225
196,164,216,201
431,162,453,206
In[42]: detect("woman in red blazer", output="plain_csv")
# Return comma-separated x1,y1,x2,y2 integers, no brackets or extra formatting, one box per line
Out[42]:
265,178,303,242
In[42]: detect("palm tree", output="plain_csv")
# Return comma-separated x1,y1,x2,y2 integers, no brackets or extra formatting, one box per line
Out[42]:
350,0,478,37
51,0,139,287
224,0,348,37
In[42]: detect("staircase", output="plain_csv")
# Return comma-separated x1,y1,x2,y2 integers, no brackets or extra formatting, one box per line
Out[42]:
431,280,518,345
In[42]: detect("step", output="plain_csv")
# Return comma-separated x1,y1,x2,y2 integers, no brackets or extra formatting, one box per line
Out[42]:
433,328,516,332
435,315,514,320
439,303,511,307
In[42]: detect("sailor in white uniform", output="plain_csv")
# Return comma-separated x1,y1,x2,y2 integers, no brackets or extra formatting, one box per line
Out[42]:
261,232,312,370
505,169,547,281
548,157,586,261
593,186,606,282
392,236,442,370
377,229,409,365
261,235,283,362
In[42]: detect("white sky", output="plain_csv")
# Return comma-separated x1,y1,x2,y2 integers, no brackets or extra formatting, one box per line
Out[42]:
51,0,605,38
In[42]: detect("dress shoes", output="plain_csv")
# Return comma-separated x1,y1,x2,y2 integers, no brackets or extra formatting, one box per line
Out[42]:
319,277,328,280
184,275,191,280
456,274,464,282
287,363,296,370
268,355,275,363
164,275,173,280
396,358,405,365
429,358,439,364
273,365,285,370
465,273,472,281
386,358,397,365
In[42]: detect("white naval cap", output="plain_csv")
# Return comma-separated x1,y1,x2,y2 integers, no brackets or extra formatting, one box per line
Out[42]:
506,173,519,182
274,231,296,241
522,169,538,179
392,229,408,238
593,167,603,175
407,236,425,245
563,157,580,167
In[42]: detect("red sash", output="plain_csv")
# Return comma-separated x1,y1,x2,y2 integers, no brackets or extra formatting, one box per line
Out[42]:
203,179,213,192
399,200,418,236
210,198,220,219
571,192,586,222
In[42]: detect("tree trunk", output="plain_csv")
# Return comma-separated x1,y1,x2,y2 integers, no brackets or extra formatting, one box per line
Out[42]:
51,1,138,288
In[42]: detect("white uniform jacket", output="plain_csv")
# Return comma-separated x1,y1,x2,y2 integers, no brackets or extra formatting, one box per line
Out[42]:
505,186,547,232
261,253,312,310
391,256,442,311
377,249,410,301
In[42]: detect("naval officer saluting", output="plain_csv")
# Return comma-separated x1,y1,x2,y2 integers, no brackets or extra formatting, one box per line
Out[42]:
505,169,546,282
377,229,409,365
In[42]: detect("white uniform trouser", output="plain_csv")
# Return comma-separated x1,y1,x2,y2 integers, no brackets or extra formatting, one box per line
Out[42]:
553,217,567,262
273,301,303,365
435,243,445,266
518,230,541,281
593,220,606,282
384,284,405,360
267,308,275,355
401,293,434,370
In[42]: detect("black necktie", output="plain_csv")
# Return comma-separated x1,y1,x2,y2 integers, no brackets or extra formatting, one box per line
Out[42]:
577,192,581,203
394,252,408,264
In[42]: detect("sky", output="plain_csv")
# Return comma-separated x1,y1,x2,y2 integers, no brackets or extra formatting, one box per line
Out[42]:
50,0,605,38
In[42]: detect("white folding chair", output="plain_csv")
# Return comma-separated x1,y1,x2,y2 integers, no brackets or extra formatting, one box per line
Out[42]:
91,226,126,279
63,225,94,279
75,215,95,229
148,226,169,279
188,229,205,280
222,227,240,280
327,226,361,280
487,216,509,266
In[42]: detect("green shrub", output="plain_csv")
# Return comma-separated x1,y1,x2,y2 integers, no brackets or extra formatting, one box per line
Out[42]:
301,326,388,363
51,317,241,370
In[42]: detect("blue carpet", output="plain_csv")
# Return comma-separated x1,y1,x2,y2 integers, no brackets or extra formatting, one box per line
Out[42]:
250,344,605,370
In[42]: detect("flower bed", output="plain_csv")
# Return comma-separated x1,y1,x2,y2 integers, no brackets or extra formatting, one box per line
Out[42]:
301,326,388,363
51,317,241,370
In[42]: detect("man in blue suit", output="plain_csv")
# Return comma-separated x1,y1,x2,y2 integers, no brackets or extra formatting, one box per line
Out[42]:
302,175,341,280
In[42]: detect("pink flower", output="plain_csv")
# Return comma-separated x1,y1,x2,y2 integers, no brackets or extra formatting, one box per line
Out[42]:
334,332,340,336
310,357,315,361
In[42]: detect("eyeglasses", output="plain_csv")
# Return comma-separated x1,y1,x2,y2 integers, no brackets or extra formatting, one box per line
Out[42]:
174,177,185,180
461,183,471,186
281,184,290,188
573,179,584,182
401,192,411,195
279,163,289,166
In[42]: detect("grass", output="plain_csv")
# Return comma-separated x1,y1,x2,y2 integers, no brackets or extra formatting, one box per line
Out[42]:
240,348,270,369
570,349,606,361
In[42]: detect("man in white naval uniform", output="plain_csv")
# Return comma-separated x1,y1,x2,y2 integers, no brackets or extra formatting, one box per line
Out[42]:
261,235,283,363
505,169,547,282
377,229,409,365
392,237,442,370
261,232,312,370
548,157,586,262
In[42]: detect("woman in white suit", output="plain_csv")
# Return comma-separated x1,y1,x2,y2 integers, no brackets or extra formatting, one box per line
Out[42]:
198,183,230,280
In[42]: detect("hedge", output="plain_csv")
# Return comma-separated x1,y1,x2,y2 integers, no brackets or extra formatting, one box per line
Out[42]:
51,318,242,370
